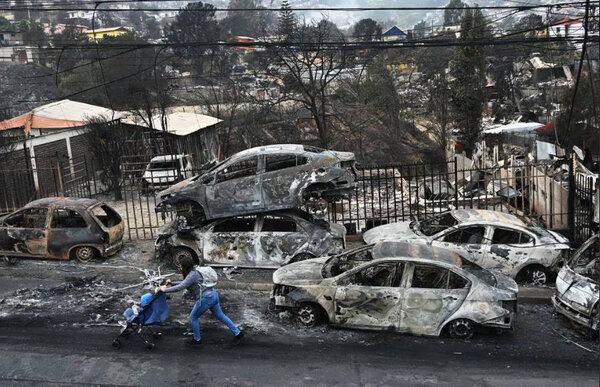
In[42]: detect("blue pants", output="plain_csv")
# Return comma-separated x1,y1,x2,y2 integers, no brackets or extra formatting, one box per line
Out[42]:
190,289,240,341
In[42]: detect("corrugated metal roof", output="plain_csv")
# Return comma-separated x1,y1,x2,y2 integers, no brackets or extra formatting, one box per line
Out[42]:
121,111,222,136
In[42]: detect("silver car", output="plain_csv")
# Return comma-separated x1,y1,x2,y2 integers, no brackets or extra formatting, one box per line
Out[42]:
552,234,599,333
271,242,518,338
156,144,356,225
363,209,570,285
155,210,346,268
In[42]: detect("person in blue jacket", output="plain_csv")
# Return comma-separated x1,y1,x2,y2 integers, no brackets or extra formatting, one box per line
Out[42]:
159,256,244,346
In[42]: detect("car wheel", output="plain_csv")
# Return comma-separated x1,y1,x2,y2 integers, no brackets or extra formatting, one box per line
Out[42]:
296,304,323,328
171,247,196,267
518,265,548,286
74,246,96,263
447,319,475,339
2,255,17,265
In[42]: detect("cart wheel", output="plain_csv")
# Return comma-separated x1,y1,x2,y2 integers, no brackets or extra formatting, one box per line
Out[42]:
146,343,155,350
112,339,122,349
153,332,162,339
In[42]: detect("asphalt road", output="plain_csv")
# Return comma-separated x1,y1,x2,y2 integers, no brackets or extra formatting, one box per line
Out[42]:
0,243,598,386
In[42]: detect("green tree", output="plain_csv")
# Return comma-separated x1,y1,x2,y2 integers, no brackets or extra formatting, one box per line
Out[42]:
353,18,382,41
278,0,296,39
220,0,274,38
449,7,488,156
444,0,466,26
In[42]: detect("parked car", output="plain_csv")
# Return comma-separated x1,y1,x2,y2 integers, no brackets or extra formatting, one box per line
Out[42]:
552,234,599,334
271,241,518,338
363,209,570,285
142,154,194,192
155,144,356,225
0,198,124,262
155,210,346,268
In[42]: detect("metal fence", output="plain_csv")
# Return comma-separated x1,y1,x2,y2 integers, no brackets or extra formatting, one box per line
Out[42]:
119,153,597,245
0,155,95,214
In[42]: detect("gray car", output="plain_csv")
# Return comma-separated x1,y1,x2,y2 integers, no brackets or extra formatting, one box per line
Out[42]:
271,241,518,338
155,210,346,268
155,144,356,225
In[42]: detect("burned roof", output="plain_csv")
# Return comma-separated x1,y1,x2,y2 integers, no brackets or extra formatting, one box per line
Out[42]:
452,209,525,227
372,241,463,267
24,197,102,210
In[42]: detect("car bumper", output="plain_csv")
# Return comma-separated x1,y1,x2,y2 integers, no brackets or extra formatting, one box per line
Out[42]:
103,241,123,257
552,294,598,331
480,310,516,330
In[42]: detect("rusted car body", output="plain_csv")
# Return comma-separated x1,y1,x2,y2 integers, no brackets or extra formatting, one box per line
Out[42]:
271,242,518,338
363,209,570,285
155,144,356,224
0,198,124,262
552,234,599,333
155,210,346,268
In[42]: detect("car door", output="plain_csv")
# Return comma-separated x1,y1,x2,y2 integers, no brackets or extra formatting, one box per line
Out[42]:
333,261,404,330
255,214,309,265
260,153,310,209
400,263,470,335
431,225,490,266
47,206,93,259
202,215,259,265
205,156,262,218
0,207,49,257
485,226,535,274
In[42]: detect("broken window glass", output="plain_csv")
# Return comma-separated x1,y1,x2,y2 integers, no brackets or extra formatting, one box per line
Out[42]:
347,262,398,287
213,216,256,232
4,208,49,228
411,265,468,289
443,226,486,244
261,215,297,232
50,208,87,228
149,161,178,170
91,205,122,228
216,158,258,183
265,154,307,172
491,228,530,245
418,212,458,236
323,245,374,278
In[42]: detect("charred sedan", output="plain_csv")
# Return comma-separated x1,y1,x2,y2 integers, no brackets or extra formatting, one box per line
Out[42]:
272,242,518,338
0,198,124,262
156,144,356,224
552,234,599,333
363,209,570,285
155,210,346,268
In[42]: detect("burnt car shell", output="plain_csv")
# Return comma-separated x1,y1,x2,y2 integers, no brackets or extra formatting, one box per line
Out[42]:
552,234,600,332
155,144,356,222
0,198,124,260
155,210,346,268
272,242,518,336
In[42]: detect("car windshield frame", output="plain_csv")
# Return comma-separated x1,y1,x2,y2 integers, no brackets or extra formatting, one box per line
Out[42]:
413,212,459,237
463,267,497,287
321,244,375,278
568,234,599,268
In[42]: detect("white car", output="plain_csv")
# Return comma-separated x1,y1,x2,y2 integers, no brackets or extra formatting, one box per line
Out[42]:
363,209,570,285
142,154,194,191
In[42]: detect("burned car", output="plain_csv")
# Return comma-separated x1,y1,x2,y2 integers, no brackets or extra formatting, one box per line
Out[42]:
552,234,599,333
142,154,194,192
363,209,570,285
0,198,124,262
155,210,346,268
156,144,356,224
271,242,518,338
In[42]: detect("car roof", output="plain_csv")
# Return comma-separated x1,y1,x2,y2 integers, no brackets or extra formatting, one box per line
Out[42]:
24,197,102,210
451,209,525,227
150,154,185,162
230,144,307,159
371,241,463,267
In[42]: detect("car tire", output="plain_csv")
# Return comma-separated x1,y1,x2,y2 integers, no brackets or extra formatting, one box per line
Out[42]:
74,246,96,263
518,265,548,287
296,303,323,328
171,247,197,267
447,319,475,339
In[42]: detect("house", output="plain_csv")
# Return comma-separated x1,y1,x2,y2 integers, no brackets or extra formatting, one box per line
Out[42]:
0,46,39,63
85,26,130,41
0,30,24,46
120,109,224,165
43,24,88,36
381,26,408,42
66,10,95,21
549,18,585,39
0,99,122,198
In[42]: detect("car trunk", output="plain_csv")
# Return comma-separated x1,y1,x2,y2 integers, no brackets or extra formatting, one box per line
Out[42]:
90,204,124,245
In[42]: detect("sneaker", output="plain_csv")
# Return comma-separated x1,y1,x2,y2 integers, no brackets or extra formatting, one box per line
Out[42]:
186,339,202,346
233,331,244,345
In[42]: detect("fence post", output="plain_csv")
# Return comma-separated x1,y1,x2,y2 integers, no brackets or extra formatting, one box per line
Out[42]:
567,153,576,243
454,157,459,209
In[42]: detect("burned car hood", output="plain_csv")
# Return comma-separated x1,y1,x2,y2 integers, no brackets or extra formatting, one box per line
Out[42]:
326,150,355,162
362,222,419,244
272,257,328,284
556,265,599,313
157,175,197,198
